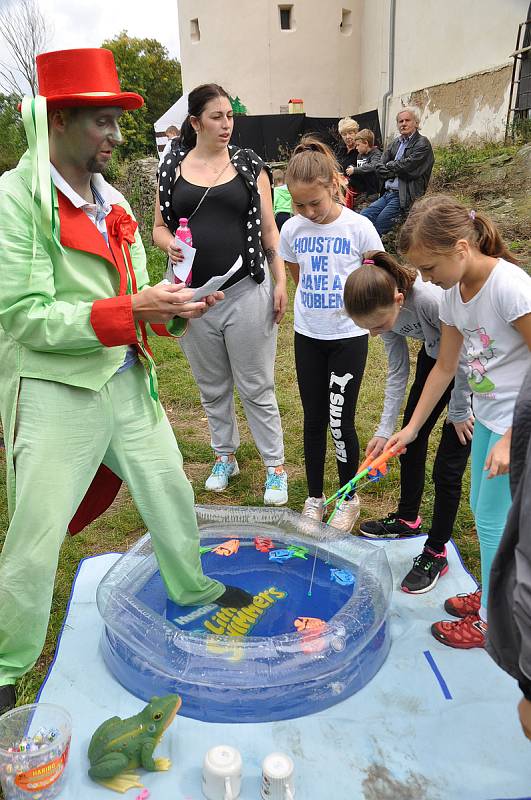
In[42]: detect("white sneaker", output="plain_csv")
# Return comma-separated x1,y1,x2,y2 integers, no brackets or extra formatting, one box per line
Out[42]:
263,467,288,506
328,494,360,533
205,456,239,492
302,495,326,522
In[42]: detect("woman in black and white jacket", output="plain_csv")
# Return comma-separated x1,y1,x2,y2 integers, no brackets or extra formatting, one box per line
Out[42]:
154,83,288,506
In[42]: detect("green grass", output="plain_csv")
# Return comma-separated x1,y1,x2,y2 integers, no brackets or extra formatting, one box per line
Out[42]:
0,245,479,705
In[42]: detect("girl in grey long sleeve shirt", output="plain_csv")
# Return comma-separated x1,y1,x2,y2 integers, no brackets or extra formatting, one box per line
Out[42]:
344,250,473,595
377,276,471,440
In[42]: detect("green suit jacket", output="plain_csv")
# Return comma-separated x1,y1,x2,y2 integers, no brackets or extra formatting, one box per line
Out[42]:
0,151,185,526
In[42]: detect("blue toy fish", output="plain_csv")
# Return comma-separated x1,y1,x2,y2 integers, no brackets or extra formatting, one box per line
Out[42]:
330,568,355,586
269,549,294,563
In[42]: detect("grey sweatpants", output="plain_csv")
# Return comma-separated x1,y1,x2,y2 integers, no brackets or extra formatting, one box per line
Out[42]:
179,273,285,466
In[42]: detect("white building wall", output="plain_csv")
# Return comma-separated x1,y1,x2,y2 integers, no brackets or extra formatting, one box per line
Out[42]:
361,0,527,143
177,0,529,144
391,0,523,96
359,0,389,118
177,0,362,117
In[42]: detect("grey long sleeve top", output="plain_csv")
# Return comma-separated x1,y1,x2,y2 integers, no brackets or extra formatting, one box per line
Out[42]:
375,277,472,439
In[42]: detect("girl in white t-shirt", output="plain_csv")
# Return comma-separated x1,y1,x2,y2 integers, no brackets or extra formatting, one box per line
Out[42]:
279,137,383,531
388,194,531,650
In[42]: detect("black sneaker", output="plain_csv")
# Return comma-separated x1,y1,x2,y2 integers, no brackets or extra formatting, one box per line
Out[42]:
360,513,422,539
401,547,449,594
0,684,15,716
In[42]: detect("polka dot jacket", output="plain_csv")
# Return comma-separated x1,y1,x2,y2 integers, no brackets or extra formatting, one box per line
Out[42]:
158,143,269,285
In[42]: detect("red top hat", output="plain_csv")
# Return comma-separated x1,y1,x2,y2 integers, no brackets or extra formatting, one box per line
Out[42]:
36,48,144,110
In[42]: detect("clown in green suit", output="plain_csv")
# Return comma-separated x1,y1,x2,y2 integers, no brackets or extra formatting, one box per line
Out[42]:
0,48,252,713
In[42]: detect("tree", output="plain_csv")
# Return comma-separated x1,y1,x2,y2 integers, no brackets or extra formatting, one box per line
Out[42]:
102,31,182,159
0,0,49,96
0,94,27,174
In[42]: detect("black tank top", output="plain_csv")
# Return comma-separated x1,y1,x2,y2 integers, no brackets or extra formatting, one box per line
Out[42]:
171,174,249,289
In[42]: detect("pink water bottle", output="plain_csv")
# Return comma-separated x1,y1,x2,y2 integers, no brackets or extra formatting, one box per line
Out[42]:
174,217,193,285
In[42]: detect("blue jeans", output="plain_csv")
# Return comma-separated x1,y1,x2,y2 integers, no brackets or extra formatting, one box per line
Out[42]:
360,190,402,235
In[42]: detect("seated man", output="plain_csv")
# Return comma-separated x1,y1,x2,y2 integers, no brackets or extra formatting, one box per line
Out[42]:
344,129,382,207
361,107,434,235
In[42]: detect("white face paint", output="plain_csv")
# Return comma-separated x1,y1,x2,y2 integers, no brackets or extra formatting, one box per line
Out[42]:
62,106,123,175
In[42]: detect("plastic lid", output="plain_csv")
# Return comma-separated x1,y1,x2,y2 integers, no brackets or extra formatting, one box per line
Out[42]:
178,217,188,225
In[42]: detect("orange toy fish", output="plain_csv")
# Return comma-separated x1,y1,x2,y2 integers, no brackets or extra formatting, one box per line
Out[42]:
254,537,274,552
212,539,240,557
293,616,327,633
294,617,327,654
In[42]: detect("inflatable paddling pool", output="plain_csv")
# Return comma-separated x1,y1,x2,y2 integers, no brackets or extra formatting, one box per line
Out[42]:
97,506,392,723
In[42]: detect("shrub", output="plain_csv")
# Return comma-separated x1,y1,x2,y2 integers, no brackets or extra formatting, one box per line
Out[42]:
432,139,518,188
0,95,26,175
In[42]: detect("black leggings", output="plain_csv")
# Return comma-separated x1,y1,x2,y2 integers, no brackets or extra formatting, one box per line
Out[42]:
398,346,471,550
295,332,368,498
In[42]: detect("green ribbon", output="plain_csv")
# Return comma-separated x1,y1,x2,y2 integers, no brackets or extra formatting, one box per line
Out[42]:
121,241,160,409
138,341,160,408
21,95,61,250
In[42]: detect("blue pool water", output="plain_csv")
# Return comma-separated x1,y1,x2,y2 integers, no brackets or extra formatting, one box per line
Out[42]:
137,539,357,638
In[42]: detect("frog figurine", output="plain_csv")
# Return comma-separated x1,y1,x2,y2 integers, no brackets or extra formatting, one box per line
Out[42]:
88,694,182,793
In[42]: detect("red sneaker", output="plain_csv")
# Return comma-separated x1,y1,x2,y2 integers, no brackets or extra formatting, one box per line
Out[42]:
444,588,481,618
431,613,487,649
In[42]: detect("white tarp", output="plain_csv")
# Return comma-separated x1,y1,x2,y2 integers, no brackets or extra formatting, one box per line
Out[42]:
36,539,531,800
153,93,189,153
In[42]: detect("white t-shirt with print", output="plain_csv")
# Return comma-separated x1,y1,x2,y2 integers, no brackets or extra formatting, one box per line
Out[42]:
439,259,531,434
279,207,383,340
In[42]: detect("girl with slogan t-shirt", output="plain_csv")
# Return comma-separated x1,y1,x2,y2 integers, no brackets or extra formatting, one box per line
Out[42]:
279,137,383,532
387,194,531,649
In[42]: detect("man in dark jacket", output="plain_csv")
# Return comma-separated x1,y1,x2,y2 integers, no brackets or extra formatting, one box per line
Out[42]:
487,363,531,741
361,107,434,235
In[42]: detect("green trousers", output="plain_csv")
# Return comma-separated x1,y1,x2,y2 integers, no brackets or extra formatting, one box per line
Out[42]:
0,364,223,685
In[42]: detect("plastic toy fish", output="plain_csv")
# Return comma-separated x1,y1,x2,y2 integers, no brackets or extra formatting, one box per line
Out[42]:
287,545,309,560
294,617,327,653
212,539,240,557
330,568,355,586
293,616,327,633
254,537,274,552
269,548,294,563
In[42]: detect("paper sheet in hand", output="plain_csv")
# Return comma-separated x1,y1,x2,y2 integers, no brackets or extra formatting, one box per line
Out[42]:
171,239,196,283
191,256,243,301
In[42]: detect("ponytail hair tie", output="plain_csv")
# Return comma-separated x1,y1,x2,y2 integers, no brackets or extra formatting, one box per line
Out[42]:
362,258,375,265
469,210,476,221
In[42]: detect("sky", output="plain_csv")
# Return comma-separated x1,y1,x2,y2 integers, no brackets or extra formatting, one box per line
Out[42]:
0,0,181,92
